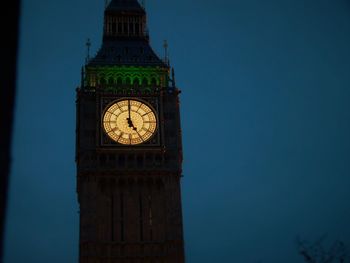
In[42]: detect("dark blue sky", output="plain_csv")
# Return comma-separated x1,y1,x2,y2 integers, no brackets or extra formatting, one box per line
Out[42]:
4,0,350,262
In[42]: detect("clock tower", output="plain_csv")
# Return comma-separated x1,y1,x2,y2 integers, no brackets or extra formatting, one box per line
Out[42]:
76,0,185,262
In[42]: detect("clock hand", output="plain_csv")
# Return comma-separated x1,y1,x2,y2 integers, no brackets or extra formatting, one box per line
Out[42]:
126,100,138,131
127,100,134,128
129,119,137,131
128,100,131,120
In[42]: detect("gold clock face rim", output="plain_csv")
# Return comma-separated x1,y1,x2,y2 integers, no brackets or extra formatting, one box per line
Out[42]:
102,99,157,145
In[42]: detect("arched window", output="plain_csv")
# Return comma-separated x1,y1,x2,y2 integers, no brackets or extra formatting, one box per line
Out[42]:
125,77,131,85
137,155,143,168
117,77,123,85
118,154,125,167
133,77,140,86
108,77,114,85
142,78,148,86
99,154,106,164
151,78,157,86
112,22,116,34
107,18,112,35
90,75,96,87
100,77,106,85
124,23,128,35
118,22,122,34
129,22,134,35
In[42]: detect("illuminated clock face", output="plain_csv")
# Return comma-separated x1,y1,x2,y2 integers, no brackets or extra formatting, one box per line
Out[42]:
102,99,157,145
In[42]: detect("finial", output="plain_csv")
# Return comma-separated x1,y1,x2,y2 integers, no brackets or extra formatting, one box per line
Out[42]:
163,40,169,65
85,38,91,64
